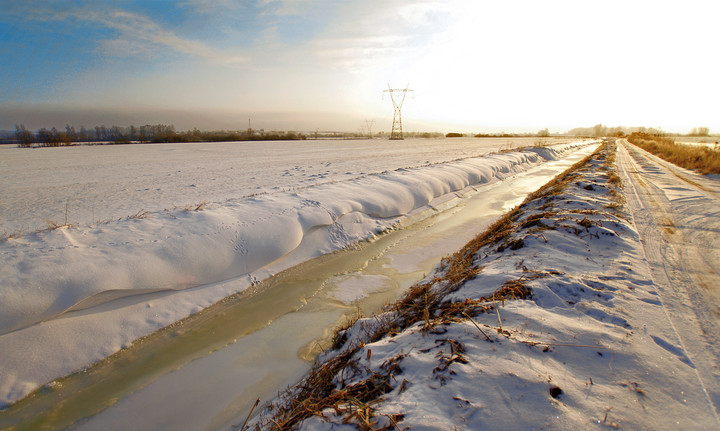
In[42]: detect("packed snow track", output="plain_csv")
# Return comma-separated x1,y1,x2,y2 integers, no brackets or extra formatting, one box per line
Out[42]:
617,139,720,416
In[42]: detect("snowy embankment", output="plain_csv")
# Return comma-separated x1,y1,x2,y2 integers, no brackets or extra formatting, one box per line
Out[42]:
250,142,720,430
0,142,590,408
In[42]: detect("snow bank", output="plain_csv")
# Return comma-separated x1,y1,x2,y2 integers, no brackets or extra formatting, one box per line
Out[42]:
0,142,592,408
0,144,587,336
0,137,580,234
251,143,720,430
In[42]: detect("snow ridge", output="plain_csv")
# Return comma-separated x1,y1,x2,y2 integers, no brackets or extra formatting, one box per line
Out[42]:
0,143,588,337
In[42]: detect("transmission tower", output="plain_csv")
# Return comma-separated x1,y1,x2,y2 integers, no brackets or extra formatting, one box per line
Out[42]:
364,119,375,137
383,84,413,140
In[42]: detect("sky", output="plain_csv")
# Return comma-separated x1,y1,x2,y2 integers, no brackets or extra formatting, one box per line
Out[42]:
0,0,718,134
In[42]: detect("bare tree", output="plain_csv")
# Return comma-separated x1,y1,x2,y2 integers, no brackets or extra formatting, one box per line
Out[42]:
14,124,34,147
65,124,76,145
593,124,608,137
79,126,89,142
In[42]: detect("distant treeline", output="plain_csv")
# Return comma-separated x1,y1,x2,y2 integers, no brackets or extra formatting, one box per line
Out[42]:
564,124,713,138
446,128,551,138
5,123,711,147
9,123,309,147
567,124,662,137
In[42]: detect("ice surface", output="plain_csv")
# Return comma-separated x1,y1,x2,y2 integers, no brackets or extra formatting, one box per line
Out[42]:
329,274,394,304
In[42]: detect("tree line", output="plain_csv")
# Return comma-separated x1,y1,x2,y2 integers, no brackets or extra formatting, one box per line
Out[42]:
11,123,308,147
567,124,712,138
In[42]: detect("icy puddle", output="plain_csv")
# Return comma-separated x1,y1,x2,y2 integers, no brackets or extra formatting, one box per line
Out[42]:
0,145,598,431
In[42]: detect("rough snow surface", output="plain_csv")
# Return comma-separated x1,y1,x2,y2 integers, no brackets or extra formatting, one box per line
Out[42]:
0,138,569,234
616,140,720,413
251,142,720,430
0,139,590,409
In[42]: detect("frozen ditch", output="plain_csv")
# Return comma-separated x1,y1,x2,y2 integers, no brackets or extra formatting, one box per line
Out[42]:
0,142,599,430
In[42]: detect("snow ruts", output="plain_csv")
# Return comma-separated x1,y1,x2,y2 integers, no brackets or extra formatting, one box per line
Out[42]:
617,140,720,422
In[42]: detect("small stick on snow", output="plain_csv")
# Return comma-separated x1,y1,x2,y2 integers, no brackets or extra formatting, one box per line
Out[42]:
462,312,492,342
603,407,613,423
493,300,503,333
385,413,403,430
239,397,261,431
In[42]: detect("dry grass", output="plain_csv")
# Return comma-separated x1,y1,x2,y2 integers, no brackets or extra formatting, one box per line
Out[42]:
44,220,74,230
607,171,622,185
605,141,621,185
261,275,536,430
41,203,74,231
125,209,152,220
259,348,406,430
0,229,26,242
627,133,720,175
183,201,210,211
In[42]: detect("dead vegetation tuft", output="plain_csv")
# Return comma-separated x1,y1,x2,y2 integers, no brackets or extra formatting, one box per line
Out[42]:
0,229,25,242
432,338,468,384
259,276,537,430
261,350,407,430
126,209,152,220
43,220,74,231
183,201,210,211
627,133,720,175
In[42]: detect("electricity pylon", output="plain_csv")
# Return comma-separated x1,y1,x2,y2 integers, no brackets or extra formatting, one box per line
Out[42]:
383,84,413,140
364,119,375,137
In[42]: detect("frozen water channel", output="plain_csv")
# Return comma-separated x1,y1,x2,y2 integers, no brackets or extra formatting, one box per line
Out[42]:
0,143,598,430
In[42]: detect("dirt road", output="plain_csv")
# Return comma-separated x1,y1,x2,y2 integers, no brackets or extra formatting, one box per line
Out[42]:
616,139,720,418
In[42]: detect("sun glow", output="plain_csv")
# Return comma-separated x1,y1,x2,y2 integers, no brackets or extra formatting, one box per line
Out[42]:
0,0,717,133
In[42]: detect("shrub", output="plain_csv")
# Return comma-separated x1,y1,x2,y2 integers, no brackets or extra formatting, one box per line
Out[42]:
627,133,720,175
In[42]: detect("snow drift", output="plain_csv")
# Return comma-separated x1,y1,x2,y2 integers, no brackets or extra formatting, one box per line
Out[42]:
0,142,595,409
0,145,586,337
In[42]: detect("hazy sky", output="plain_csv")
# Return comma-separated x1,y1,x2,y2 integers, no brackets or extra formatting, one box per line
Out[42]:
1,0,717,134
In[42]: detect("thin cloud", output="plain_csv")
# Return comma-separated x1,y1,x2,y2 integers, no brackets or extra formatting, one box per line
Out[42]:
310,35,409,71
258,0,317,16
300,1,451,71
4,2,247,66
177,0,247,15
91,10,247,65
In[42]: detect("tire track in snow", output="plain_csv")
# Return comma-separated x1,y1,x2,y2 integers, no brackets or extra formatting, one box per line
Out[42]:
617,140,720,421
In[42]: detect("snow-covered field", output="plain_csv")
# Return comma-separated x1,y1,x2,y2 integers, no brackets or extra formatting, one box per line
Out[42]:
0,137,569,234
250,141,720,430
0,137,584,411
3,137,718,431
